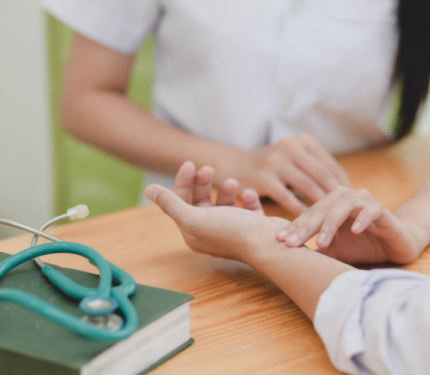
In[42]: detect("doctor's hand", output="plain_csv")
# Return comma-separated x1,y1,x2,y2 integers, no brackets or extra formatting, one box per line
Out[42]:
275,186,428,265
218,134,351,216
144,161,291,263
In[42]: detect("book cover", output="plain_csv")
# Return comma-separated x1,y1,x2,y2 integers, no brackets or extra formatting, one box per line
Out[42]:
0,251,193,374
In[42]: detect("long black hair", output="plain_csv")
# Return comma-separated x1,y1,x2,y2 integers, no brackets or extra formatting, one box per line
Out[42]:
393,1,430,139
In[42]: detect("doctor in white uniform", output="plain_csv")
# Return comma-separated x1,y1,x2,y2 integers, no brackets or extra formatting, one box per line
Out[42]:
41,0,421,215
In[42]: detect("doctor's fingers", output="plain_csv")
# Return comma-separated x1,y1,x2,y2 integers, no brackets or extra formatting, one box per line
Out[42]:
278,165,326,203
173,161,196,203
288,196,372,248
291,149,347,193
264,175,307,216
276,187,352,244
302,135,351,187
352,203,395,235
314,197,377,247
192,166,215,207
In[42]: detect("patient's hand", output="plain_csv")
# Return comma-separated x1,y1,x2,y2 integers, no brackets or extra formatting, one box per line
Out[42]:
145,162,290,263
276,187,423,264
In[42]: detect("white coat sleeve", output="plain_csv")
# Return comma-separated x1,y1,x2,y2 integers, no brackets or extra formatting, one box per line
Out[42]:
314,268,430,375
41,0,160,54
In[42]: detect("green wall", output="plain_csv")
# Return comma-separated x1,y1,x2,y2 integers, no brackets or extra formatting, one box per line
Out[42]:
46,15,154,218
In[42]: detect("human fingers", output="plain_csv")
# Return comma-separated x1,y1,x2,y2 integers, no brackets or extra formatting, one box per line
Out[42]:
241,188,264,214
276,208,325,246
173,161,196,203
276,186,346,242
216,178,239,206
351,203,395,235
278,165,326,203
265,175,307,216
192,166,215,207
292,148,346,193
314,196,371,248
275,195,340,246
276,187,369,247
302,134,351,187
145,184,197,228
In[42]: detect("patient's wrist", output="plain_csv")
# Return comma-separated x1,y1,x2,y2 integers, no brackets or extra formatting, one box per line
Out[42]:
245,242,304,270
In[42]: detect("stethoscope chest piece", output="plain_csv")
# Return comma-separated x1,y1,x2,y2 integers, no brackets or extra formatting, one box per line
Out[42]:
80,295,123,331
81,313,123,331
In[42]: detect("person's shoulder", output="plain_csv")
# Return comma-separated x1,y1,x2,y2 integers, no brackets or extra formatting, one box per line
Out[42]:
42,0,161,55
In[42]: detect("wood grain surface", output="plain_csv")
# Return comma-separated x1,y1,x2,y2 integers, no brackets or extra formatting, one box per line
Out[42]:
1,135,430,374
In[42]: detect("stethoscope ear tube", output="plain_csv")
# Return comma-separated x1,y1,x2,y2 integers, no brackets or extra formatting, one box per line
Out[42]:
0,242,113,297
42,265,97,300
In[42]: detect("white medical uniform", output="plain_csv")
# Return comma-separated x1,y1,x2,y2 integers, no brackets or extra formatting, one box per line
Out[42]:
315,269,430,375
42,0,397,202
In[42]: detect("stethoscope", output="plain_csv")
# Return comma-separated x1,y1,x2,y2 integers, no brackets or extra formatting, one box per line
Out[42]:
0,205,139,341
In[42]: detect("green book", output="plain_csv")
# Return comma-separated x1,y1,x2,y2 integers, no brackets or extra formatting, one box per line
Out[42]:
0,252,193,375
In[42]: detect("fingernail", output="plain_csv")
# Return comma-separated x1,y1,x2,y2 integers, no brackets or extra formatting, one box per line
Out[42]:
145,186,159,203
317,233,327,246
286,233,299,246
277,229,288,240
352,222,362,232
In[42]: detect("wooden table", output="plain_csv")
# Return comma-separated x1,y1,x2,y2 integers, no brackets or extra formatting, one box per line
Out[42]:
1,136,430,374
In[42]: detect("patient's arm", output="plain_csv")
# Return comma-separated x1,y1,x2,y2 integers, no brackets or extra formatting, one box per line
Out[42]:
146,163,430,375
145,162,354,320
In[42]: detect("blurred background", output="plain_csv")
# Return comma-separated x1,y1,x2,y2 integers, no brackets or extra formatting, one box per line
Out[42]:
1,1,430,239
0,1,154,238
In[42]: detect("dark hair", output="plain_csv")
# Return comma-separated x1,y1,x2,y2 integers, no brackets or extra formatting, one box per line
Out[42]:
393,1,430,140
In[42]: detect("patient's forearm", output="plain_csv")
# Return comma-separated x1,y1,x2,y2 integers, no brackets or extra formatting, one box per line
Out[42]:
248,245,354,321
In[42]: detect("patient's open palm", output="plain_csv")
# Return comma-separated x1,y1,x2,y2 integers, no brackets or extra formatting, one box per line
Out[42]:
145,162,289,263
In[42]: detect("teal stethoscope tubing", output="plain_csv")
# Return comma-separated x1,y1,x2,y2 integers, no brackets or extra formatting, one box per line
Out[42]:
0,242,138,341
